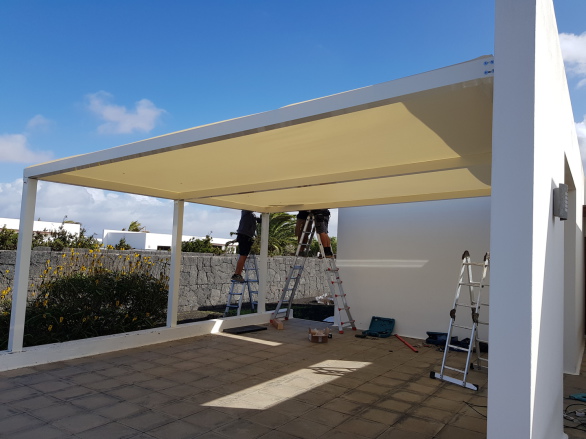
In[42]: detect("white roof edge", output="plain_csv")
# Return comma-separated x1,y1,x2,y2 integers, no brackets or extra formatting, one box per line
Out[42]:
25,55,494,180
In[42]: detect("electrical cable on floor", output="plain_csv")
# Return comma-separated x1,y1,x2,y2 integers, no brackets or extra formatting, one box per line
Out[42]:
464,401,487,418
563,401,586,432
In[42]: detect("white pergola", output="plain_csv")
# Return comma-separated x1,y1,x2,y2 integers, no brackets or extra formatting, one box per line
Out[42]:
8,55,494,352
5,2,584,437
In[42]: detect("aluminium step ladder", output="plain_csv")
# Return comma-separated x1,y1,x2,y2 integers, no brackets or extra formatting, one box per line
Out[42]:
271,213,356,334
315,231,356,334
224,254,259,316
430,251,490,391
271,215,316,320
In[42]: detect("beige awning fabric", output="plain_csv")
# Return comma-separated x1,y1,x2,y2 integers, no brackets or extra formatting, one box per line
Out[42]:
25,56,494,213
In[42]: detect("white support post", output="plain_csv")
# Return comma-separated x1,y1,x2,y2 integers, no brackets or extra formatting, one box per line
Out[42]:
8,178,38,352
167,200,184,327
257,212,269,313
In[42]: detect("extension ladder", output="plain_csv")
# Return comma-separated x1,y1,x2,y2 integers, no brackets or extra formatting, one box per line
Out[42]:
271,213,356,334
271,215,316,320
430,251,490,391
315,232,356,334
224,254,259,316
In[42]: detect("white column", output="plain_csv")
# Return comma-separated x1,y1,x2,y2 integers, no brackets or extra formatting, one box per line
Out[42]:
166,200,184,327
257,212,269,313
8,178,38,352
491,1,568,438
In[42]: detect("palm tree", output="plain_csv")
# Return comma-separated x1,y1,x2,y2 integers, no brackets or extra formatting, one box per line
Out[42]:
251,212,297,256
127,220,146,232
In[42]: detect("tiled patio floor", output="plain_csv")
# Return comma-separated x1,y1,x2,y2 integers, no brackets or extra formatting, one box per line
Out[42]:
0,318,582,438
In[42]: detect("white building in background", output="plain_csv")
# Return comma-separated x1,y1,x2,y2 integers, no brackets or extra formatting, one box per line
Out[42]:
102,229,236,252
0,217,81,237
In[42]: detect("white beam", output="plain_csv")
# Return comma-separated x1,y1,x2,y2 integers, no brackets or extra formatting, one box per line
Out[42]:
167,200,184,327
8,178,38,352
258,213,269,313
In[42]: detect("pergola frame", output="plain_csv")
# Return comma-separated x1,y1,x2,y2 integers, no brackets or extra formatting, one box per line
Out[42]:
3,2,584,437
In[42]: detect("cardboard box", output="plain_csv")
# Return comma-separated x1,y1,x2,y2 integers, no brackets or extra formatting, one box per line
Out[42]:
271,318,284,330
308,328,330,343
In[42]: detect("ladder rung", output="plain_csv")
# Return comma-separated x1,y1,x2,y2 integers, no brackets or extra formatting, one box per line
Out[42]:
477,321,488,325
448,344,470,352
463,262,486,267
452,324,473,330
459,282,482,287
444,365,467,374
477,339,488,344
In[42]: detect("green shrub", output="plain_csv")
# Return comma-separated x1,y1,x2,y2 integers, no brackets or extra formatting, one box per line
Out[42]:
182,236,222,254
0,226,18,250
0,249,169,349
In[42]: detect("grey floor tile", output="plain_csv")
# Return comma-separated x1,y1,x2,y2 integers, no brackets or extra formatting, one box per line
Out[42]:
213,418,272,439
156,399,207,418
50,385,97,401
276,417,331,439
11,394,59,411
8,424,73,439
0,412,45,435
30,402,85,422
0,385,40,403
94,401,147,420
148,419,208,439
246,408,296,428
75,421,142,439
70,393,121,410
119,410,176,432
51,412,111,434
336,417,389,438
182,407,237,430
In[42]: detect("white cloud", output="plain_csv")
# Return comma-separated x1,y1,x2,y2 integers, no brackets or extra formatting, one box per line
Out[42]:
86,91,166,134
0,133,53,164
577,116,586,169
26,114,51,131
560,32,586,87
0,179,340,241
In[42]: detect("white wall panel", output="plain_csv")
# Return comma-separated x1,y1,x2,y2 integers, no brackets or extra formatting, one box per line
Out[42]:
337,198,490,340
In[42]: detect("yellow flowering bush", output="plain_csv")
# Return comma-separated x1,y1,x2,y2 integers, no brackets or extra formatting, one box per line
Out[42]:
0,249,169,349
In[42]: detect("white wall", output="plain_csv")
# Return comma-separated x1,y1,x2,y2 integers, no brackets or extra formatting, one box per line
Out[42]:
0,217,80,236
102,230,235,251
337,197,490,339
489,1,584,438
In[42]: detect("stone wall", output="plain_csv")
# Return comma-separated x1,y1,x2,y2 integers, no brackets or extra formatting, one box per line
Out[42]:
0,249,329,312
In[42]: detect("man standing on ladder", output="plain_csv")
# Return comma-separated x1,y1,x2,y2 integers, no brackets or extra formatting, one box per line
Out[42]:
231,210,259,283
295,209,334,258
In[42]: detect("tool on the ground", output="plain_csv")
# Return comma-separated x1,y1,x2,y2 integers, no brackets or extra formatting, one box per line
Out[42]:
430,250,490,391
271,213,356,333
224,254,259,316
361,316,395,338
395,334,419,353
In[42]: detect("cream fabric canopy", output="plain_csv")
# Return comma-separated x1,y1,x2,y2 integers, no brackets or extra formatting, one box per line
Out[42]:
25,56,494,213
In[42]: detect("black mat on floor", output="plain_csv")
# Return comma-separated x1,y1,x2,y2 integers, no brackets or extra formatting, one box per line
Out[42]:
223,325,268,334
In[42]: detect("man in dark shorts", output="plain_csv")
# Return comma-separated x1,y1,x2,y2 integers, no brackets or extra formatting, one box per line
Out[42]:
295,209,334,258
231,210,259,283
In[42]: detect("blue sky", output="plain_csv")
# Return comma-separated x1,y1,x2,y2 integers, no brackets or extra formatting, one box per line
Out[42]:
1,1,585,239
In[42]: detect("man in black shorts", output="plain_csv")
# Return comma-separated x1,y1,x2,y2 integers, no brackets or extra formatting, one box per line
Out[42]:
295,209,333,258
231,210,259,283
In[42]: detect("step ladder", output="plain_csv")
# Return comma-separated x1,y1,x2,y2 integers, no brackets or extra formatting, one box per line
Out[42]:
224,254,259,317
271,215,316,320
430,251,490,391
314,228,356,334
271,213,356,334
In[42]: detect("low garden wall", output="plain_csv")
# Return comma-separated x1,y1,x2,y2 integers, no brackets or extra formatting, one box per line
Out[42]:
0,249,329,312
